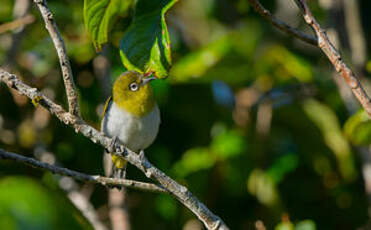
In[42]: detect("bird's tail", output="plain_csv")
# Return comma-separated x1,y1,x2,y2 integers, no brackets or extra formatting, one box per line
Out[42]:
103,151,127,185
111,154,127,179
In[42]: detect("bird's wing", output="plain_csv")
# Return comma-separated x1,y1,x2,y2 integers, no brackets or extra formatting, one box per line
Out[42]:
102,96,113,118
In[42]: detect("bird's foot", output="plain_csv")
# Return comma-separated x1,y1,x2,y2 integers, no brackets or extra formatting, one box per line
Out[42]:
139,150,146,161
106,136,118,153
139,150,152,178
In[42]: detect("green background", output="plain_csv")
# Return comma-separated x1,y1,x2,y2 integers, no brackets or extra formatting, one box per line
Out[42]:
1,0,371,229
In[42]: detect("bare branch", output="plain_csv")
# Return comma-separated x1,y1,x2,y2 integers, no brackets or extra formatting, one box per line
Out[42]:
67,189,109,230
5,0,31,66
248,0,371,117
0,14,35,34
108,189,131,230
33,0,80,116
343,0,367,68
292,0,371,116
0,69,229,230
0,148,166,193
248,0,317,46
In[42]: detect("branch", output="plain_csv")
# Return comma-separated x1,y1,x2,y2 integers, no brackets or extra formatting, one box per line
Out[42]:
0,148,166,193
0,14,35,34
67,189,109,230
292,0,371,116
33,0,80,116
248,0,371,117
0,69,229,230
343,0,367,68
248,0,317,46
5,0,31,66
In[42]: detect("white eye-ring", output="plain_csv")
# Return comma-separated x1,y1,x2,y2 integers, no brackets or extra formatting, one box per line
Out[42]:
129,82,139,91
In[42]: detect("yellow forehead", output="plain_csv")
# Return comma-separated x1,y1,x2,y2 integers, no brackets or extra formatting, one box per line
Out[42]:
112,71,155,117
114,71,142,88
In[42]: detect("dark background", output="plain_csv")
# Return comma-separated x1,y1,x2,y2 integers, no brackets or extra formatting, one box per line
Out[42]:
1,0,371,229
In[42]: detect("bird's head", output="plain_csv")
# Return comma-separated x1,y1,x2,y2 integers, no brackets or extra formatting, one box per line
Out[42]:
112,71,157,117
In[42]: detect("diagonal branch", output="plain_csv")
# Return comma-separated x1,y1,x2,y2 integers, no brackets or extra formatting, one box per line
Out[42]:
0,14,35,34
33,0,80,116
292,0,371,116
248,0,317,46
0,148,166,193
0,69,229,230
248,0,371,117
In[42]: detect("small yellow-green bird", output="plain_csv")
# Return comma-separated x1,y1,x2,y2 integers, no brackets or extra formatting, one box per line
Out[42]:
101,71,160,179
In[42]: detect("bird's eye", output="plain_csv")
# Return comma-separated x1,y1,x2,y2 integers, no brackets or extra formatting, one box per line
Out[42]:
129,82,139,91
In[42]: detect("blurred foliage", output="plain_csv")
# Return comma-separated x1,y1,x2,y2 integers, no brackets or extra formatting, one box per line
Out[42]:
1,0,371,229
0,176,93,230
275,219,316,230
344,109,371,145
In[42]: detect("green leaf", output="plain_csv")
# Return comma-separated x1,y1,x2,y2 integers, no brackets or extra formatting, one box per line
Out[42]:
275,222,295,230
295,220,316,230
119,0,177,78
172,147,215,177
247,169,279,206
170,36,232,83
344,109,371,145
267,154,299,184
0,176,93,230
257,45,313,83
84,0,132,51
211,129,246,159
302,99,356,181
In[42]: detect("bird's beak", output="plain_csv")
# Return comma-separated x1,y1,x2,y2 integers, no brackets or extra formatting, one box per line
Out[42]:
141,76,156,86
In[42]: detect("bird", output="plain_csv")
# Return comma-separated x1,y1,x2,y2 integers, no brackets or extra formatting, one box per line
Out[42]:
101,71,160,179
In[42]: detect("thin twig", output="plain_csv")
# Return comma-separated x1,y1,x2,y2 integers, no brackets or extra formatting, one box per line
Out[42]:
292,0,371,116
33,0,80,116
0,148,166,193
0,69,229,230
67,190,109,230
5,0,31,66
108,188,131,230
0,14,35,34
248,0,371,117
248,0,317,46
343,0,367,68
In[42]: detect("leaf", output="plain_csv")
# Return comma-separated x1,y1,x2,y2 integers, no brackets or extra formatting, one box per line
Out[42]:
275,222,295,230
170,36,232,83
172,147,215,177
247,169,279,206
344,109,371,145
302,99,356,181
169,22,261,84
0,176,93,230
119,0,177,78
257,45,313,83
211,129,246,159
295,220,316,230
267,154,299,184
84,0,132,51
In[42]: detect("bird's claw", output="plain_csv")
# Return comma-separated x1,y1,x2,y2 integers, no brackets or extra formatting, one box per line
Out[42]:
139,150,152,178
106,136,118,153
139,150,146,161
